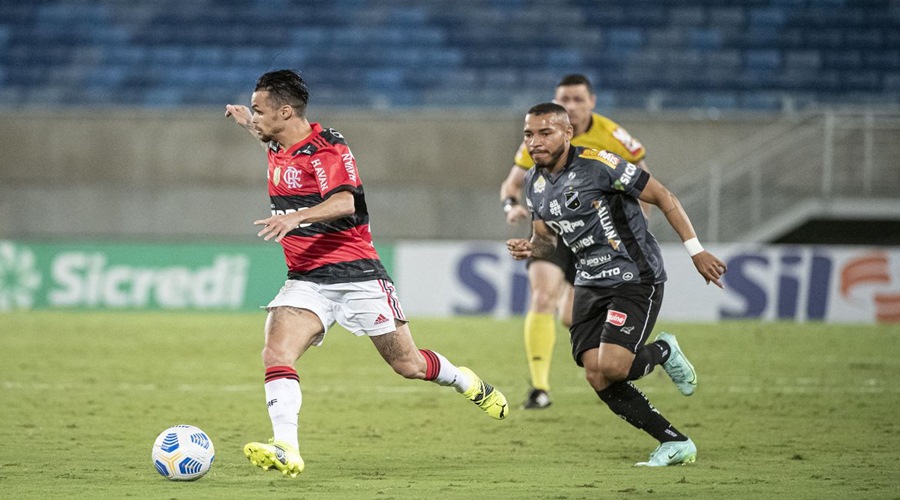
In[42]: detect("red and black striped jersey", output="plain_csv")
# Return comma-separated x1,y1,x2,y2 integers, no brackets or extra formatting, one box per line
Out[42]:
266,122,390,284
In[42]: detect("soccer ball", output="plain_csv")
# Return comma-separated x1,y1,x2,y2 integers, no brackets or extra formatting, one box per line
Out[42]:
151,425,215,481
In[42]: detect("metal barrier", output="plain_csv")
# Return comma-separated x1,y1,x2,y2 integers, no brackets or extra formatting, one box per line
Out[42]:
651,109,900,243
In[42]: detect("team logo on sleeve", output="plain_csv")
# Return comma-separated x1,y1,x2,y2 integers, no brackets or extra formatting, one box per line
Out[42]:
613,162,639,191
564,189,581,210
341,152,357,182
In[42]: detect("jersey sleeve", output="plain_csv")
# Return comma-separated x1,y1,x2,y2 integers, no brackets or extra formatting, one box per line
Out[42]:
584,149,649,197
610,125,646,163
522,168,537,219
590,114,646,164
312,146,359,199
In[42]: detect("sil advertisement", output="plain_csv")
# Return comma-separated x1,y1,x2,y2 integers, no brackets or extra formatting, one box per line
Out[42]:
394,242,900,324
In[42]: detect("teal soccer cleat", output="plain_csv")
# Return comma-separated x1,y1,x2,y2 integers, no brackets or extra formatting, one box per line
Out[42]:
656,332,697,396
635,439,697,467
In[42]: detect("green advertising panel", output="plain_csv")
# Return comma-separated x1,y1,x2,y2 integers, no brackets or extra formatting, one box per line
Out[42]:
0,240,394,311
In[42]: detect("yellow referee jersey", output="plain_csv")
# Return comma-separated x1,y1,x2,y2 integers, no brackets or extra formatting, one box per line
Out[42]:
514,112,646,169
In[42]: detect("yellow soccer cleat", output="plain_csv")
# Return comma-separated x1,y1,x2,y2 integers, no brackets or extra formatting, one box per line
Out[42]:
459,367,509,420
243,439,304,478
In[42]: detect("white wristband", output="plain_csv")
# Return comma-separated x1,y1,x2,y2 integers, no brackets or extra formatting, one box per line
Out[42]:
683,237,704,257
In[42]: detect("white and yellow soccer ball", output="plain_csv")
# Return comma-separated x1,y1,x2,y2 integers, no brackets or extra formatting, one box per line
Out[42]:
151,425,215,480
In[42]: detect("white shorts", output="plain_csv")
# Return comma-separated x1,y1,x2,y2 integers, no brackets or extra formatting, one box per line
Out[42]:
266,279,407,345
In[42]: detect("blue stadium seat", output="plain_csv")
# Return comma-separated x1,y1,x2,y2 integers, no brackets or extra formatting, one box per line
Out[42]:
749,7,787,28
865,51,900,70
884,72,900,90
844,29,884,49
545,49,583,70
607,28,644,51
708,7,744,29
745,50,781,71
689,28,724,50
824,51,863,70
670,7,706,26
0,0,895,110
805,29,845,49
842,72,881,91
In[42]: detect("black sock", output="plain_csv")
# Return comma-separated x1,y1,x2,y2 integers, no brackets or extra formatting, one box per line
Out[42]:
596,381,687,443
627,341,670,381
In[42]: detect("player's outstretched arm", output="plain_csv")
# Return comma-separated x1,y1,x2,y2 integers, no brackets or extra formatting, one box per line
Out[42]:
225,104,264,144
638,177,727,287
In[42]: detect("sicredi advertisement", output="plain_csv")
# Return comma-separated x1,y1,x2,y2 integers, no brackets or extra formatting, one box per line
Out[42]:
0,241,285,311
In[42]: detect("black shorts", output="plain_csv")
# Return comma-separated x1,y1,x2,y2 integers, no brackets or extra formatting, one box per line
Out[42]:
527,234,576,285
569,283,664,367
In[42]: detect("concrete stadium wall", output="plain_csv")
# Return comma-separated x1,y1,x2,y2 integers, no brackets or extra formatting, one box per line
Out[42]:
0,109,774,242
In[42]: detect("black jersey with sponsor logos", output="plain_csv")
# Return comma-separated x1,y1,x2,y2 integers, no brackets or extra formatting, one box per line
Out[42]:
523,146,666,288
266,122,390,284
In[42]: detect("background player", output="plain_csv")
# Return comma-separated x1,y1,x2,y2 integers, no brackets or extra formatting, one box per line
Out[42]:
507,103,725,466
226,69,508,477
499,74,651,409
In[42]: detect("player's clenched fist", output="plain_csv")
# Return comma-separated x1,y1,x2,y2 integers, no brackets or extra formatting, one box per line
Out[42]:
506,238,533,260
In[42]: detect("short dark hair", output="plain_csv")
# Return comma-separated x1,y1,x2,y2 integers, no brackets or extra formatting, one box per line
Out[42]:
556,74,594,95
255,69,310,116
527,102,568,117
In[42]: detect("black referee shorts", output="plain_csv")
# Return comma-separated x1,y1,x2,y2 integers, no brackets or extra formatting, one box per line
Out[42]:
526,234,577,284
569,283,664,367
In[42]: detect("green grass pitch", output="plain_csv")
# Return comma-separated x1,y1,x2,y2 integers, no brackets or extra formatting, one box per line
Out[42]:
1,312,898,499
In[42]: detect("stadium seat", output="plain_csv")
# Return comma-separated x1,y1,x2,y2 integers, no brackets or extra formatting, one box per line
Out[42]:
0,0,894,110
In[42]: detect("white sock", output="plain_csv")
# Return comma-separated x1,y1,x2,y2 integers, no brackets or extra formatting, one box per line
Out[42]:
420,349,473,393
264,368,302,450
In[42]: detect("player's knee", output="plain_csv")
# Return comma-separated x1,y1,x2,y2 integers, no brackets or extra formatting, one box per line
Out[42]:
530,288,558,313
585,363,627,390
261,344,293,367
584,368,608,391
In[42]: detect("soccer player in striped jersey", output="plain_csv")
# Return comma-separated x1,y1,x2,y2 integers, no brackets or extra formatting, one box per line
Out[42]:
225,69,508,477
507,103,727,466
500,74,651,409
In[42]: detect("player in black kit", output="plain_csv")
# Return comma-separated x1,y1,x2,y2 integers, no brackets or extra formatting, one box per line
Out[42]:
506,103,727,467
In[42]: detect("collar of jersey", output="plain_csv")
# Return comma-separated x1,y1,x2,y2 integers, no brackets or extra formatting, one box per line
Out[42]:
271,122,323,156
543,145,578,184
